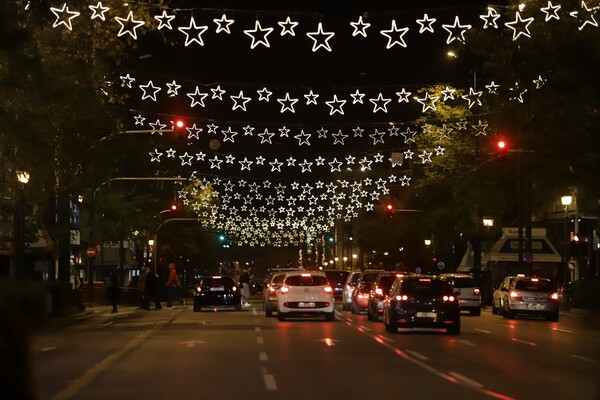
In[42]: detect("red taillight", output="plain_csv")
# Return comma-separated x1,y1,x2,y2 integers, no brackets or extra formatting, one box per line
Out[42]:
280,286,289,294
550,292,559,301
195,286,202,293
324,286,333,294
443,295,456,302
346,284,355,290
358,293,369,299
395,294,410,301
509,290,522,301
375,288,383,297
473,288,480,296
268,286,277,298
232,286,237,292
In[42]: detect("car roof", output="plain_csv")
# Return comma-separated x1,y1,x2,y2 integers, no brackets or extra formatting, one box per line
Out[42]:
284,270,326,277
439,273,474,278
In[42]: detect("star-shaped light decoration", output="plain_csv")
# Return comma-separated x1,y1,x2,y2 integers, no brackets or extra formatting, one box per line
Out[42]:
380,20,410,49
352,126,364,137
332,130,348,145
279,126,291,137
166,148,176,158
258,129,275,144
207,123,218,134
278,16,299,36
401,127,417,143
325,95,346,115
480,7,501,29
257,87,272,101
211,85,226,100
328,158,343,172
149,149,163,162
154,10,175,30
239,158,253,171
166,80,181,97
213,14,234,34
230,90,252,111
149,119,166,134
388,126,399,136
416,92,439,112
369,93,392,113
277,93,299,113
359,157,373,171
369,129,386,145
441,86,456,101
509,82,528,103
186,123,202,140
187,86,209,107
576,1,599,31
418,150,433,164
180,152,194,166
350,89,365,104
350,15,371,37
243,125,254,136
317,127,328,138
472,120,488,136
294,130,311,146
209,156,223,169
404,149,414,160
89,2,110,21
306,22,335,52
178,17,209,46
221,127,238,143
541,1,561,21
461,87,483,108
416,14,437,33
225,154,236,164
120,74,135,88
396,88,412,103
533,75,547,89
299,160,313,173
139,80,161,101
304,90,319,105
134,114,145,126
115,11,145,39
442,16,472,44
244,20,274,49
505,11,535,40
51,4,81,30
269,159,284,172
485,81,500,94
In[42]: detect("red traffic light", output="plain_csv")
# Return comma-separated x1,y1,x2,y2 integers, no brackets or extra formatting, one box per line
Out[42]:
497,140,506,149
172,119,186,133
170,203,178,211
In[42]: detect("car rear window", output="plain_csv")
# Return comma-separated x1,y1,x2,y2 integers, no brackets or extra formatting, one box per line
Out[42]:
361,272,381,284
515,279,555,292
445,277,478,288
203,277,234,287
285,274,329,286
377,275,397,291
401,279,453,297
271,274,286,284
348,273,362,284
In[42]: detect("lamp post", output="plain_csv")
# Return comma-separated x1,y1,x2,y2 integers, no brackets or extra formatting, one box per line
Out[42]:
11,170,30,279
561,195,572,284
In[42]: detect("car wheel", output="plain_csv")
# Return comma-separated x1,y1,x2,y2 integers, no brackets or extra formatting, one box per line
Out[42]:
386,310,397,333
446,320,461,335
325,311,335,321
470,308,481,316
277,312,287,321
503,305,514,319
367,308,374,321
492,305,499,315
193,300,201,312
547,311,559,322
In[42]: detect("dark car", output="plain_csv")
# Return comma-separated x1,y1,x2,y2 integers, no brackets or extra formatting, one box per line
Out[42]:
193,275,241,312
367,272,410,321
323,270,350,300
351,269,385,314
383,275,461,335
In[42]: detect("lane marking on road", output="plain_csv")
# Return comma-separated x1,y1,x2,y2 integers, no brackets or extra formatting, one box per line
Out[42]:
405,350,429,360
260,367,277,391
550,327,575,334
178,340,204,348
457,339,476,347
255,327,261,332
375,334,394,343
358,325,372,332
259,352,269,361
317,338,338,346
256,337,264,345
252,308,258,316
41,347,58,352
448,372,484,388
571,354,595,362
52,309,183,400
511,338,537,346
100,322,113,327
474,328,492,334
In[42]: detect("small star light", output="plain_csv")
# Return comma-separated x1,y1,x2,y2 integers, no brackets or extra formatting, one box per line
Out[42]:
180,152,194,166
154,10,175,30
270,159,284,172
441,86,456,101
221,127,238,143
258,129,275,144
120,74,135,88
211,85,226,100
472,120,488,136
187,86,209,107
416,14,437,33
149,149,163,162
279,126,291,137
509,82,528,103
299,160,313,173
401,127,417,143
186,123,202,140
533,75,547,89
352,126,364,137
304,90,319,105
485,81,500,94
206,123,218,134
139,80,161,101
325,95,347,115
115,11,145,40
350,89,365,104
505,12,535,40
369,129,386,145
418,150,433,164
89,2,110,21
541,2,561,21
230,90,252,111
317,127,328,138
178,17,209,46
332,130,348,145
277,93,299,113
435,146,445,156
442,16,472,44
369,93,392,113
350,15,371,37
134,114,145,126
149,119,166,134
213,14,234,34
416,92,439,112
243,125,254,136
461,87,483,108
278,16,299,36
244,20,274,49
396,88,411,103
51,4,80,30
166,80,181,96
480,7,501,29
306,22,335,52
380,20,410,49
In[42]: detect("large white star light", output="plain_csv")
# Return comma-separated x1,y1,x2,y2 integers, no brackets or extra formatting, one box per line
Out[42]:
325,95,346,115
149,149,163,162
258,129,275,144
380,20,410,49
154,10,175,30
480,7,501,29
416,92,439,112
461,87,483,108
277,93,299,113
306,22,335,52
230,90,252,111
416,14,437,33
180,152,194,166
442,16,472,44
541,2,561,21
576,1,599,31
187,86,209,107
213,14,235,34
139,80,161,101
115,11,145,39
505,12,535,40
186,124,202,140
178,17,209,46
89,2,110,21
149,119,166,134
369,93,392,113
350,16,371,37
278,16,299,36
294,130,311,146
244,20,274,49
221,127,238,143
332,130,348,145
51,4,81,30
369,129,385,145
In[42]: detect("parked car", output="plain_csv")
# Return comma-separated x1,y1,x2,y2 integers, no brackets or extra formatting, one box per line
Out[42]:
323,270,350,300
342,271,363,311
263,271,288,317
367,272,408,321
351,269,385,315
383,275,461,335
193,275,241,312
277,271,335,321
439,273,482,316
492,275,521,315
501,276,560,321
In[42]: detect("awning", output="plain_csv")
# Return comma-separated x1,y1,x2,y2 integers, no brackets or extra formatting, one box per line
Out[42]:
487,227,561,263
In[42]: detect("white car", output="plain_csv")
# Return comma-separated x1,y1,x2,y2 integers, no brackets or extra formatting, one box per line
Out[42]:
439,273,482,316
277,271,335,321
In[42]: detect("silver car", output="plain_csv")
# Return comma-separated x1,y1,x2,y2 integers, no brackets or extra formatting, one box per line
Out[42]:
263,271,288,317
502,277,560,321
342,271,363,311
439,273,482,316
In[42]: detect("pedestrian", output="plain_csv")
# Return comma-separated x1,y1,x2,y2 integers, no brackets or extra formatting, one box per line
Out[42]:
145,266,162,310
165,262,184,309
239,266,252,307
106,270,119,314
138,265,149,310
71,266,84,311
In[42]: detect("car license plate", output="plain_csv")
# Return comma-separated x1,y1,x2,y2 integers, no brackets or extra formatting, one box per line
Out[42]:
210,287,225,292
299,302,315,308
527,303,543,309
416,312,437,318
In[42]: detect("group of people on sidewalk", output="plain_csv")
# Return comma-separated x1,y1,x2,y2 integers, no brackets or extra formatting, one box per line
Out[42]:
137,262,184,311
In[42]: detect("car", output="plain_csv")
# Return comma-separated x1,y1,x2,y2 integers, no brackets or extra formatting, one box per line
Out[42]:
439,273,482,316
383,275,461,335
367,272,410,321
277,271,335,321
323,270,350,300
193,275,241,312
501,276,560,321
350,269,385,315
263,271,288,317
492,275,521,315
342,271,363,311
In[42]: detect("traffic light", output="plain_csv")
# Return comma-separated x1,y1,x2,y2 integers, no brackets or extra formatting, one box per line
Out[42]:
327,234,334,244
495,138,509,155
385,203,394,215
170,203,178,211
172,119,186,134
218,232,227,242
348,232,354,241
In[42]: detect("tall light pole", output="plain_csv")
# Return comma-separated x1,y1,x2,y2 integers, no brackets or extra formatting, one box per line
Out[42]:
561,195,572,285
10,170,30,279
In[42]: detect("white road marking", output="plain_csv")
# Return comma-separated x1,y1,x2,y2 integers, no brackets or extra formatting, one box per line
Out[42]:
474,328,491,334
571,354,595,362
178,340,204,348
458,339,476,347
260,367,277,390
551,327,575,334
358,325,372,332
259,352,268,361
255,327,261,332
41,346,58,352
256,337,264,345
252,309,258,316
406,350,429,360
317,338,338,346
448,372,484,388
100,322,113,327
375,334,394,343
511,338,537,346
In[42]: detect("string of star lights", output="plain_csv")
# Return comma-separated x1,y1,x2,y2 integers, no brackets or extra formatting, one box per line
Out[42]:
50,1,598,43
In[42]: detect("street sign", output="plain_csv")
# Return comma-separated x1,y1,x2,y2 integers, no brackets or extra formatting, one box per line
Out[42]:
86,247,97,258
437,261,445,270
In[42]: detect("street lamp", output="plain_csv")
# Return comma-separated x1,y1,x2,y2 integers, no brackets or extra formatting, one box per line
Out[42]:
11,170,30,279
482,218,494,227
561,195,572,285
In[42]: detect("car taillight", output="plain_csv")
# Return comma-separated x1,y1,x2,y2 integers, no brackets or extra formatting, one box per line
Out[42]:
395,294,411,301
443,295,456,302
473,288,480,296
549,292,559,301
280,286,289,294
232,286,237,292
509,290,522,301
358,293,369,299
346,284,355,290
195,286,202,293
375,288,383,296
324,286,333,294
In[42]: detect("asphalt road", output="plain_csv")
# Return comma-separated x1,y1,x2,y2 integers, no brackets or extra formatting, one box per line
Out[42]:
30,302,600,400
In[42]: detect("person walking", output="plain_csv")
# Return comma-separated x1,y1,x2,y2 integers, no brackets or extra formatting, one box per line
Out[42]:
106,270,119,314
239,267,252,307
165,262,184,309
145,266,162,310
138,265,150,310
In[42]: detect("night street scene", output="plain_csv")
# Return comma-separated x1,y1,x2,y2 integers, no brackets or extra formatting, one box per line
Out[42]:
1,0,599,399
